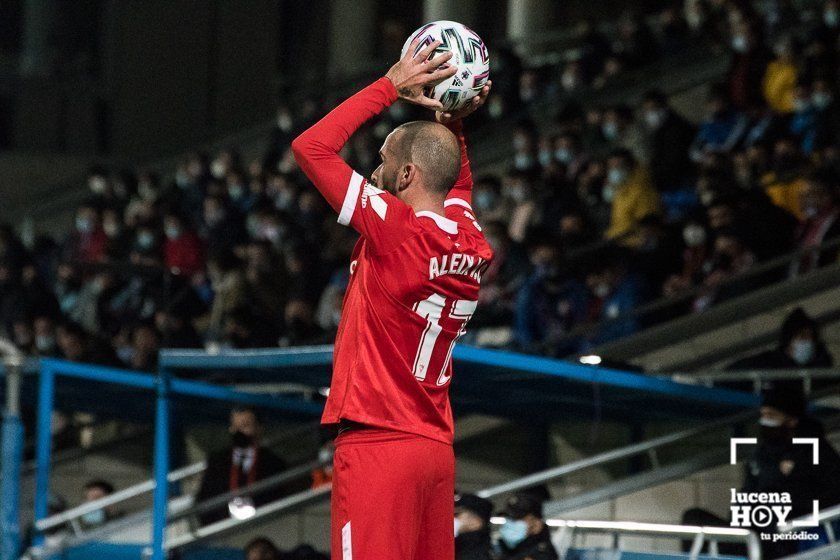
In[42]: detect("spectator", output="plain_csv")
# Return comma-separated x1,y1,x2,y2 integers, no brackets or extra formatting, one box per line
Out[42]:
583,252,642,347
205,250,248,343
762,35,799,114
690,87,748,161
195,407,294,525
728,307,833,372
496,492,558,560
683,382,840,558
600,104,649,163
789,83,820,154
124,321,161,371
641,90,696,192
790,172,840,275
603,149,661,243
244,537,282,560
454,493,493,560
514,237,587,355
727,19,771,111
63,204,107,264
763,136,809,218
163,212,205,277
80,480,120,529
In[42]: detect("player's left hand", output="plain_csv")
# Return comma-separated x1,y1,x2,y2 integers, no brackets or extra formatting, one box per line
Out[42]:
435,80,492,124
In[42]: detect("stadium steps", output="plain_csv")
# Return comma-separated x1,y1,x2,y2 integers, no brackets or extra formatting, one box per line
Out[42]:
595,263,840,373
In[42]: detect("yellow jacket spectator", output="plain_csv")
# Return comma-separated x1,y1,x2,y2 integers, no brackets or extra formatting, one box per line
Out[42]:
604,149,662,244
762,37,798,114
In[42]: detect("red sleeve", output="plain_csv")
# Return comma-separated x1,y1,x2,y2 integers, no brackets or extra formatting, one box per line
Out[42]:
291,78,418,253
443,119,473,208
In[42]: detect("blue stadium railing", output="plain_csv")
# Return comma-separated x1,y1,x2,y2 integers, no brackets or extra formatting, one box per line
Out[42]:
11,346,760,560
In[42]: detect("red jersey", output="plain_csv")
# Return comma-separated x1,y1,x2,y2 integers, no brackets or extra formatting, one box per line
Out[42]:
292,78,492,444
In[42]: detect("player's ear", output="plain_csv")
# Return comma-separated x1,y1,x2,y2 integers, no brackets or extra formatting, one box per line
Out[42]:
398,164,416,192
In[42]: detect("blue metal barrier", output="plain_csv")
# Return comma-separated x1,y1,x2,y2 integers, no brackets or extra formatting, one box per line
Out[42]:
1,413,23,560
30,358,323,560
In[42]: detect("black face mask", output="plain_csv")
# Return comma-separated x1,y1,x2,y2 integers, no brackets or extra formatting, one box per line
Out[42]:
231,431,254,448
759,425,791,446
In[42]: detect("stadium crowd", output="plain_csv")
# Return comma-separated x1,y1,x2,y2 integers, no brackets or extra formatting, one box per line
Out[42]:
1,0,839,368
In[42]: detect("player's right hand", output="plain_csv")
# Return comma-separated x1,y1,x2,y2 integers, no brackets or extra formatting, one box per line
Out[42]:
436,80,492,124
385,39,457,110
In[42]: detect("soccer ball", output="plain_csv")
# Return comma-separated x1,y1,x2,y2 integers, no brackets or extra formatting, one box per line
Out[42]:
400,21,490,112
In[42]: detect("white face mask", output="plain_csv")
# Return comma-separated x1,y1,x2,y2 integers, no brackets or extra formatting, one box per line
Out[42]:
759,416,784,427
731,36,748,53
607,167,628,186
683,224,707,247
644,109,666,130
454,517,463,537
594,282,611,298
790,339,815,365
812,92,833,110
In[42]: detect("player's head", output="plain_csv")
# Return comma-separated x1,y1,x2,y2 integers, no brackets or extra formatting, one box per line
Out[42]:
371,121,460,203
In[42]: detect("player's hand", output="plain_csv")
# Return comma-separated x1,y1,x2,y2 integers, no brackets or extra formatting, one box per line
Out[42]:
386,39,457,110
436,81,492,124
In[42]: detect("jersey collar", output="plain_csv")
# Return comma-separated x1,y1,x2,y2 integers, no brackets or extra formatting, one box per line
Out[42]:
415,211,458,234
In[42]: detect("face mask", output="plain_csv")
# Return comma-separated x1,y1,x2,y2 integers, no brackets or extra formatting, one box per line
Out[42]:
82,509,105,526
232,430,254,448
488,97,504,119
228,184,245,200
683,225,707,247
602,122,619,140
538,150,552,167
759,416,784,428
454,517,463,537
89,177,107,194
474,191,496,211
790,339,815,365
554,148,573,164
513,136,528,151
103,222,121,238
164,226,181,240
793,99,811,113
36,335,56,353
513,154,534,170
644,109,666,130
594,282,611,298
812,92,832,110
137,232,155,250
318,448,333,464
499,519,529,548
731,36,748,53
277,113,293,132
509,185,528,203
825,9,839,27
76,217,93,234
210,160,227,179
602,184,617,203
561,72,578,91
607,168,628,186
116,346,134,364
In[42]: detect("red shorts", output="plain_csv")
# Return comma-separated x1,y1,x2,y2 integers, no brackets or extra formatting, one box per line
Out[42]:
330,426,455,560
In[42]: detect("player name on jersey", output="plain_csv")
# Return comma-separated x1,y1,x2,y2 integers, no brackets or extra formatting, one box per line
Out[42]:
428,253,489,282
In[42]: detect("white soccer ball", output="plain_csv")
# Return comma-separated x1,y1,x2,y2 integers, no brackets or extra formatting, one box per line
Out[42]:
400,20,490,112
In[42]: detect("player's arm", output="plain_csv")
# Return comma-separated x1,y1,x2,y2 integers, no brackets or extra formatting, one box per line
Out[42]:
436,81,492,208
291,39,455,223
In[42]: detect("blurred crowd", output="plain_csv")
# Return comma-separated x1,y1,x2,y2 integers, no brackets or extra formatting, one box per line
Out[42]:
472,0,840,355
1,0,840,368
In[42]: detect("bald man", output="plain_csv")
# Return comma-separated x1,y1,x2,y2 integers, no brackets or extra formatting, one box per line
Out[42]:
292,39,492,560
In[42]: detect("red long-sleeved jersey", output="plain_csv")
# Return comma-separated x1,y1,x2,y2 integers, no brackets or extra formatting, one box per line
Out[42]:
291,77,492,444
